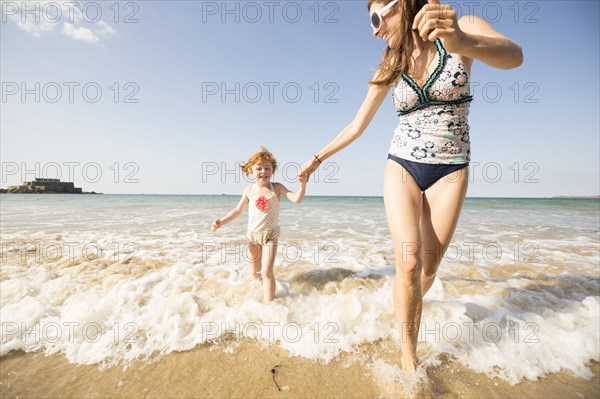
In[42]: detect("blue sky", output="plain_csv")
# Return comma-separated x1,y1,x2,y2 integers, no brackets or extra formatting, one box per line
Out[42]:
1,0,599,197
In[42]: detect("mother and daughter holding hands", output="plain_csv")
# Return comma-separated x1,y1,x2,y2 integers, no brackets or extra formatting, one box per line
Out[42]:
212,0,522,370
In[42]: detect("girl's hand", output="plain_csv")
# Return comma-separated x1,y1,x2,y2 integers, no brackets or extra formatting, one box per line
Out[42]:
412,0,465,53
297,172,309,184
211,219,222,232
298,158,319,181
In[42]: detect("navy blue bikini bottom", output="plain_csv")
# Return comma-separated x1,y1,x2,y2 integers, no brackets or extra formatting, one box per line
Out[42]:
387,154,469,192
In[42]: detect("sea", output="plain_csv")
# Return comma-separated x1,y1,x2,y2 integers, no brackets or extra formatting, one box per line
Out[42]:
1,194,598,397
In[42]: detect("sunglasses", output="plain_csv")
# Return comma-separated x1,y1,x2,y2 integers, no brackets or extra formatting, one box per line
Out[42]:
370,0,399,32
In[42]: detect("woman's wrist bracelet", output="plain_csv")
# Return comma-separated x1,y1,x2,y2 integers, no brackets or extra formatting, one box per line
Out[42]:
314,154,323,164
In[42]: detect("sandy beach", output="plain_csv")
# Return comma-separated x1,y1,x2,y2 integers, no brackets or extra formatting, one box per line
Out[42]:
1,340,598,398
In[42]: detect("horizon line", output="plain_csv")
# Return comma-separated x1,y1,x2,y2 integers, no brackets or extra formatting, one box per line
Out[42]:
3,193,598,199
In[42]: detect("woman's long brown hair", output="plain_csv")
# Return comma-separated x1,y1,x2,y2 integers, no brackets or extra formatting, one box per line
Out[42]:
368,0,429,87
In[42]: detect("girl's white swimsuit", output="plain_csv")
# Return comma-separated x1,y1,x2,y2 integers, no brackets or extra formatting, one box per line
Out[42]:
247,182,280,245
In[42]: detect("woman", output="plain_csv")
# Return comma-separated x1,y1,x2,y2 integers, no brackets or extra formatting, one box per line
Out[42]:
299,0,522,370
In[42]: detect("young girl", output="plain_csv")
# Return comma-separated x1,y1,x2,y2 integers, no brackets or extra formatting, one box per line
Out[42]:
211,147,307,302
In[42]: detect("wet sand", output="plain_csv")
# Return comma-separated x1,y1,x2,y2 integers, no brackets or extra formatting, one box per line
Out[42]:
1,340,598,398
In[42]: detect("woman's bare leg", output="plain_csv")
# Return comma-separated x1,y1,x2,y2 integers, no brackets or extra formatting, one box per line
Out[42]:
384,160,424,370
420,168,469,297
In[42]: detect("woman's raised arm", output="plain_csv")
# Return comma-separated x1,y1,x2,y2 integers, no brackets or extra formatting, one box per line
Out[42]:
412,0,523,70
456,15,523,70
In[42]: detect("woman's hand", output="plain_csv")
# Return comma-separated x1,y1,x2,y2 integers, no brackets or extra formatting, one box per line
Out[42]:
298,158,319,181
297,171,308,184
412,0,465,53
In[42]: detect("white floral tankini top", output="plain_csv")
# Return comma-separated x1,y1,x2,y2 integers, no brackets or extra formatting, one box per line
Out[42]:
389,38,473,164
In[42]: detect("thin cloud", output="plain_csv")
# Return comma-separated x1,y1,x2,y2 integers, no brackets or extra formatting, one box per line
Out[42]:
95,20,117,39
62,23,99,44
5,1,117,44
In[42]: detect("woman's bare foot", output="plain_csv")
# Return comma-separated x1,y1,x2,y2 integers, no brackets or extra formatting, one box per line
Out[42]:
400,355,418,371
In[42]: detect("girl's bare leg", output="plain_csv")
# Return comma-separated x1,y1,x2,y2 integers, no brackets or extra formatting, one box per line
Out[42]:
261,241,278,302
247,243,262,280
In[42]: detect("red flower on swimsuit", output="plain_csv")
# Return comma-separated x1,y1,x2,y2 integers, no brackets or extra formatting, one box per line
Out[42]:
255,196,270,212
